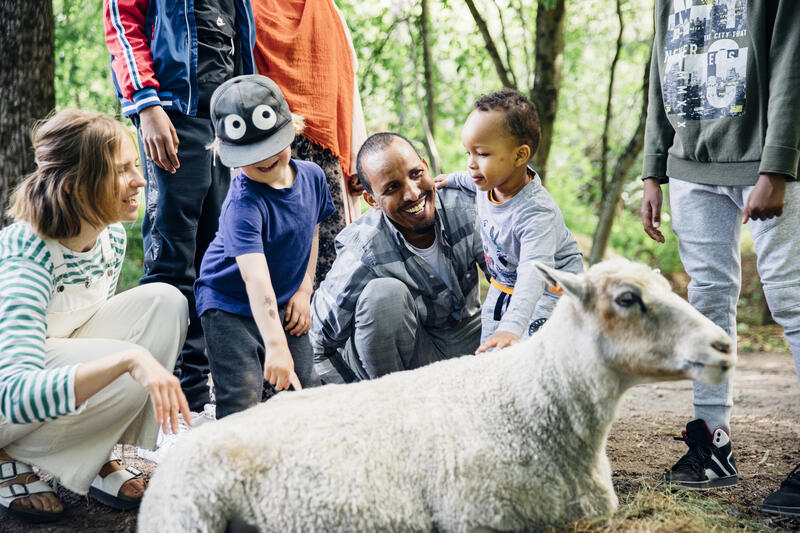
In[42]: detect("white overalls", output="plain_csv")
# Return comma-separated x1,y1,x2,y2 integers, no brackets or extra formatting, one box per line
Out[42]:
0,230,188,494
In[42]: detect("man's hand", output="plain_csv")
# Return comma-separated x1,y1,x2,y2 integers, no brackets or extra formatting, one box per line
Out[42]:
284,288,312,336
347,173,364,195
743,173,787,223
476,331,519,354
264,345,302,392
139,105,180,173
641,178,665,243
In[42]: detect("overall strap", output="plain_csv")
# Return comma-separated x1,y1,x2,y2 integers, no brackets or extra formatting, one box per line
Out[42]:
43,239,68,278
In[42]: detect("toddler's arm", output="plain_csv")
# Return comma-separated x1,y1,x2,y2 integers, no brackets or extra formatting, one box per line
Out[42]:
284,226,319,336
434,171,477,195
237,253,301,391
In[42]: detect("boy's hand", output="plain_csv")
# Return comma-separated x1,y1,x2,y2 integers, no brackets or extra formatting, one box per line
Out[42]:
284,288,312,336
434,173,449,189
139,105,180,174
476,331,519,354
743,173,786,223
264,346,302,391
641,178,665,243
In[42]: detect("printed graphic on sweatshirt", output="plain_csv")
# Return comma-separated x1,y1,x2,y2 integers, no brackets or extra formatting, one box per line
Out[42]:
482,220,516,285
663,0,747,121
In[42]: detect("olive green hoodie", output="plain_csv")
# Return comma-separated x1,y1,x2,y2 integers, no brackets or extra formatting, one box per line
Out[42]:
643,0,800,185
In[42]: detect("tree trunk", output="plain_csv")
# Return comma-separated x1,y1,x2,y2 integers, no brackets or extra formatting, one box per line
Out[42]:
530,0,565,187
464,0,515,89
420,0,436,140
589,52,652,265
0,0,56,228
599,0,624,204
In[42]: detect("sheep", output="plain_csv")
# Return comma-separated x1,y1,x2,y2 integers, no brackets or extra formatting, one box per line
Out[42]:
137,259,735,533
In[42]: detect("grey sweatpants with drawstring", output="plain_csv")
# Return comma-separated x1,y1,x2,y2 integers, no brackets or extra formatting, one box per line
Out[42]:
669,178,800,434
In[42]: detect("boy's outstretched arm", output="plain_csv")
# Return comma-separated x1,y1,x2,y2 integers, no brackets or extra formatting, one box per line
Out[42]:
237,253,301,392
284,226,319,336
641,177,665,243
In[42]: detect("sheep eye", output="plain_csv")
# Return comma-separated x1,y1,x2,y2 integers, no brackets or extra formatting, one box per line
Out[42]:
614,291,642,309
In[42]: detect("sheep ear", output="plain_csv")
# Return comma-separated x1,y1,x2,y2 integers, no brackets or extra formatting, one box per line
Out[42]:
531,261,588,302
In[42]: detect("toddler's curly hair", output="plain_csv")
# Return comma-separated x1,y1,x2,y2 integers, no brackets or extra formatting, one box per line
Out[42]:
475,89,540,156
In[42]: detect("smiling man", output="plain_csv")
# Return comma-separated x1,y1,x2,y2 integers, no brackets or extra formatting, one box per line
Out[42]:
309,133,486,382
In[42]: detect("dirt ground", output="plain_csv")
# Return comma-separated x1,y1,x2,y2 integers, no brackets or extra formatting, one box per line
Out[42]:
2,350,799,533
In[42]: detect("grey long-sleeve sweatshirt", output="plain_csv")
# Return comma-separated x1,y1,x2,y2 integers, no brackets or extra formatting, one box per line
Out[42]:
643,0,800,185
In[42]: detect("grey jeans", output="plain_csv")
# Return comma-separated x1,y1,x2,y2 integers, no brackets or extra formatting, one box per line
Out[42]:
202,307,320,419
317,278,482,382
670,178,800,433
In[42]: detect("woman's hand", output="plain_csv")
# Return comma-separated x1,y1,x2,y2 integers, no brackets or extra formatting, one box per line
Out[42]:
264,344,302,392
126,350,192,435
347,173,364,195
284,288,312,336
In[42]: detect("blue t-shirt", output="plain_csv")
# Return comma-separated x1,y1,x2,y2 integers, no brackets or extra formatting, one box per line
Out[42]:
195,159,335,317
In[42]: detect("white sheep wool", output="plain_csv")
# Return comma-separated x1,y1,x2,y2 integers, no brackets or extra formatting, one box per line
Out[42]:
138,259,735,533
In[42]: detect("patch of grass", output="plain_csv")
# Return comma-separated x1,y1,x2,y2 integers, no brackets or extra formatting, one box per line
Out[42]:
566,483,782,533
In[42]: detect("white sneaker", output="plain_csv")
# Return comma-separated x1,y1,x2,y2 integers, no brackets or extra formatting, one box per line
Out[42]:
137,403,216,463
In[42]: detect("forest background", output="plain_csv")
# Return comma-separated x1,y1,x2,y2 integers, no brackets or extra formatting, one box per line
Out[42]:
0,2,798,531
0,0,788,346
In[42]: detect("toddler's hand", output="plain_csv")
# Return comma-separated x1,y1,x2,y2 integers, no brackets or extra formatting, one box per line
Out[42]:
284,289,312,336
264,347,302,391
476,331,519,354
434,174,450,189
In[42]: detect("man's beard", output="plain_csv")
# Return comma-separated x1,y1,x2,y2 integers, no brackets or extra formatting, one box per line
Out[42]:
409,221,436,234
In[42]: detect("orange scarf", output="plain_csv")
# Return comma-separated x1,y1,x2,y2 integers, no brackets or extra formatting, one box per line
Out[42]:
253,0,355,178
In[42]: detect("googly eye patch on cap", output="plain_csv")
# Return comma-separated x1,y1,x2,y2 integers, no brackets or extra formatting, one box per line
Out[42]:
224,114,247,140
252,105,277,131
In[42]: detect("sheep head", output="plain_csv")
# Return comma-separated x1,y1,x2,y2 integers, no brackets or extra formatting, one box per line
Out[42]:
533,259,735,387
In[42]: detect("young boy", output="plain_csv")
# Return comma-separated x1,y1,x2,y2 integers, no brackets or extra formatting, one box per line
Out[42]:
195,75,334,419
436,89,583,353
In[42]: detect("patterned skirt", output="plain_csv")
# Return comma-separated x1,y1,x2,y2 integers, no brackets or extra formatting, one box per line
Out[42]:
291,135,347,288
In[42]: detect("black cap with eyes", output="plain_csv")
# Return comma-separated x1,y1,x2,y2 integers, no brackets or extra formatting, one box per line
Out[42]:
210,74,296,168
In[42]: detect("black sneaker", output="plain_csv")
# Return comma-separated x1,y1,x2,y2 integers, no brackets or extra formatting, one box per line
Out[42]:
762,464,800,516
663,419,739,489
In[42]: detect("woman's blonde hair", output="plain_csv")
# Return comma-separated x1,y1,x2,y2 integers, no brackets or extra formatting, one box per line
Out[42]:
8,108,131,239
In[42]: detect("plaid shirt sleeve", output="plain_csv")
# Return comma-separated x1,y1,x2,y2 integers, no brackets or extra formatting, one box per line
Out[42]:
310,241,376,360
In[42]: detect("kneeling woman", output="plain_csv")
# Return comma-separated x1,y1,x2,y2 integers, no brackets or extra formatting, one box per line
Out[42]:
0,109,191,522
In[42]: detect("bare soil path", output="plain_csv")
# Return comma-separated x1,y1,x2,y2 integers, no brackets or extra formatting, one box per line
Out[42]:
3,351,798,532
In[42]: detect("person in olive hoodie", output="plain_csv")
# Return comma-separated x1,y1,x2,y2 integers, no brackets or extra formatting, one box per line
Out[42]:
640,0,800,516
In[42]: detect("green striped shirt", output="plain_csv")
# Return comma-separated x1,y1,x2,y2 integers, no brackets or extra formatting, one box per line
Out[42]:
0,222,126,424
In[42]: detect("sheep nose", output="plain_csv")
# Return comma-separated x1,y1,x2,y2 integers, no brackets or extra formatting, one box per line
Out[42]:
711,340,731,354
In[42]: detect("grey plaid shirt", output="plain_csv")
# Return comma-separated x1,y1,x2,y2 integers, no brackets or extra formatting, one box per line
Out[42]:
310,188,485,376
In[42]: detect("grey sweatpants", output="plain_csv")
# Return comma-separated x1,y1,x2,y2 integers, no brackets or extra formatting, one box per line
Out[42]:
316,278,482,382
670,178,800,433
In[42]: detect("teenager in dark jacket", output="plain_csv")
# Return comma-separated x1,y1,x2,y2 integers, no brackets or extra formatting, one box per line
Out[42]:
104,0,256,413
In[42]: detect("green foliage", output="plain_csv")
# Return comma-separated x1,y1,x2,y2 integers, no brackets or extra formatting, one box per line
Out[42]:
54,0,120,115
117,216,144,294
54,0,682,276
